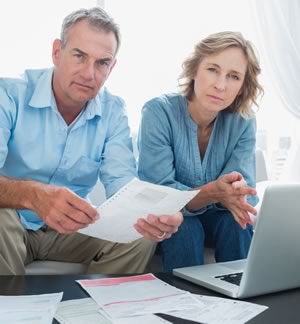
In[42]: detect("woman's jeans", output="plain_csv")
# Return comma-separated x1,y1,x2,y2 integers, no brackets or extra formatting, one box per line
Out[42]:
159,207,253,272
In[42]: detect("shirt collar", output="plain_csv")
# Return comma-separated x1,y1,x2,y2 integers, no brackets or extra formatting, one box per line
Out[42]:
28,67,103,119
28,68,54,109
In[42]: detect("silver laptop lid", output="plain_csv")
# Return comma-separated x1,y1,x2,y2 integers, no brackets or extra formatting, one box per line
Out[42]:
174,183,300,298
238,183,300,298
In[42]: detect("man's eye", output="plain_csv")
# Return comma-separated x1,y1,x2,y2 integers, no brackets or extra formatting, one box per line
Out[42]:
74,54,84,61
98,60,109,67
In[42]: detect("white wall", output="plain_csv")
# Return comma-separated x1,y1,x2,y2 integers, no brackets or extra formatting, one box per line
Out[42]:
0,0,297,179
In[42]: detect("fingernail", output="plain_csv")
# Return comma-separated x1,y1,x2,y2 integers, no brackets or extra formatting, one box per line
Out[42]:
147,214,156,223
159,216,168,223
138,219,145,227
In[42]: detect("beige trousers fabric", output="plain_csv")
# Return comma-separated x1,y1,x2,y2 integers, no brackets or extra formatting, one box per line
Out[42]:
0,208,156,275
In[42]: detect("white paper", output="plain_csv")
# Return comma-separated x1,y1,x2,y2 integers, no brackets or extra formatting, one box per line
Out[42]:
77,273,201,319
55,298,111,324
77,274,186,306
114,314,172,324
55,297,172,324
164,294,268,324
0,292,63,324
79,178,199,243
103,293,202,320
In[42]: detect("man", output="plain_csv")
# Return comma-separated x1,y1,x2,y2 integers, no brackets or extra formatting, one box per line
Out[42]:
0,7,182,275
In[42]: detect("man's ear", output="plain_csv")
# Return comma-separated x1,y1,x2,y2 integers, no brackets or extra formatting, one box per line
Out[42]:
111,58,117,70
52,39,62,66
106,58,117,80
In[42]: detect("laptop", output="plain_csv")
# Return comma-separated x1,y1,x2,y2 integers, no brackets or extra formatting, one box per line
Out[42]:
174,183,300,298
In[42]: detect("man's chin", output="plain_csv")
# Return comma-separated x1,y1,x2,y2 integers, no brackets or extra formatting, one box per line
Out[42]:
72,92,97,103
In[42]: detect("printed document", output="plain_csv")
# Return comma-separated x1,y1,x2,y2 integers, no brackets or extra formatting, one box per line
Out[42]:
79,178,199,243
76,274,267,323
55,297,172,324
164,294,268,323
55,295,267,324
77,273,201,319
0,292,63,324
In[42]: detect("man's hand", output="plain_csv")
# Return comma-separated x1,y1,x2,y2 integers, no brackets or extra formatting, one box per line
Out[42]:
214,172,256,229
134,212,183,241
31,183,99,234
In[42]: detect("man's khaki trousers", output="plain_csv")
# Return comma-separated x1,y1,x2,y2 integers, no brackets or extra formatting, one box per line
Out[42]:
0,208,156,275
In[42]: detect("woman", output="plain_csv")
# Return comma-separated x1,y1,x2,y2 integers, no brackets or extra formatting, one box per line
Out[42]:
137,31,263,271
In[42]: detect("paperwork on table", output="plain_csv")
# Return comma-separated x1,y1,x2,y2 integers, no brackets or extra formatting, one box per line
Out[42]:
76,273,268,323
0,292,63,324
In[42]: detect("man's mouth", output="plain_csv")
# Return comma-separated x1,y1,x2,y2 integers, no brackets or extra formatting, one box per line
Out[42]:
73,82,93,90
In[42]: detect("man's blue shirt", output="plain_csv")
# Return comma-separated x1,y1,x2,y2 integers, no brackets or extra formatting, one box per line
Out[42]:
0,68,137,230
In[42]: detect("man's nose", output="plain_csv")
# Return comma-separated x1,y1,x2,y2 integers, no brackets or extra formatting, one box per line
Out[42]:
81,62,95,81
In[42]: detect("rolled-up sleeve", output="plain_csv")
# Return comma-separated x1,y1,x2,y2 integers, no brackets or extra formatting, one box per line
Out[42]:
0,86,16,168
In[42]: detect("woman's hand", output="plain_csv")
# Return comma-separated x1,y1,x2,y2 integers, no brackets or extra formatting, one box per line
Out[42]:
134,212,183,241
214,172,256,228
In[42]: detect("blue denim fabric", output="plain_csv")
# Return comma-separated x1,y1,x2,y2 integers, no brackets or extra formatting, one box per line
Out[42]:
159,207,253,272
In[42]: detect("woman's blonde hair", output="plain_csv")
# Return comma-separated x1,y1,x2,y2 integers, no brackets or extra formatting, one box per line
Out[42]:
179,31,263,117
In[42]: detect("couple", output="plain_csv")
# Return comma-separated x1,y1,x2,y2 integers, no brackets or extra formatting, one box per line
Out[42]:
0,7,262,275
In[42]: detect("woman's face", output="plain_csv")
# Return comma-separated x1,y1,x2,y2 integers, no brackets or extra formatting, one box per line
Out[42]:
192,47,247,113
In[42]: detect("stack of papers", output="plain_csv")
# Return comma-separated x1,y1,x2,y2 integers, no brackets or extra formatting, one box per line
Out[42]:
76,274,200,320
54,274,269,324
2,274,266,323
0,276,268,324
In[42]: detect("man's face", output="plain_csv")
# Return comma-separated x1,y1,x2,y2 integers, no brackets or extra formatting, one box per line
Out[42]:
52,20,117,109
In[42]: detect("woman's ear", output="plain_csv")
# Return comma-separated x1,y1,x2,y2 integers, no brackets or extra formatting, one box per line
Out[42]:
52,39,62,66
237,84,245,97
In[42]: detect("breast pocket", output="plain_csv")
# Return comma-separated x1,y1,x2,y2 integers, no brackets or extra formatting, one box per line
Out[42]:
65,156,101,188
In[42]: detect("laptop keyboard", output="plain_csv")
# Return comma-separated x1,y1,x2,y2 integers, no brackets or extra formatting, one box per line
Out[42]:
215,272,243,286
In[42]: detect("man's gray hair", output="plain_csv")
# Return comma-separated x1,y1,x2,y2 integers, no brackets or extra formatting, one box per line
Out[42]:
60,7,121,54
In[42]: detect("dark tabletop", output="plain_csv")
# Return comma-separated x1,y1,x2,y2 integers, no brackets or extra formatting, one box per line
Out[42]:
0,273,299,324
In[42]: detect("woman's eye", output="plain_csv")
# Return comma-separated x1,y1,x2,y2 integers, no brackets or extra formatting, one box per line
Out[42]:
231,74,240,80
208,67,217,72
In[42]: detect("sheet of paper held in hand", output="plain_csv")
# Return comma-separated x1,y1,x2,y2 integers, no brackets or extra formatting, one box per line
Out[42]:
79,178,199,243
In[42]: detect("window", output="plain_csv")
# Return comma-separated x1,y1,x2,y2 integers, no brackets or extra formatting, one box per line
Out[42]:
1,0,296,179
0,0,96,76
105,0,296,179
